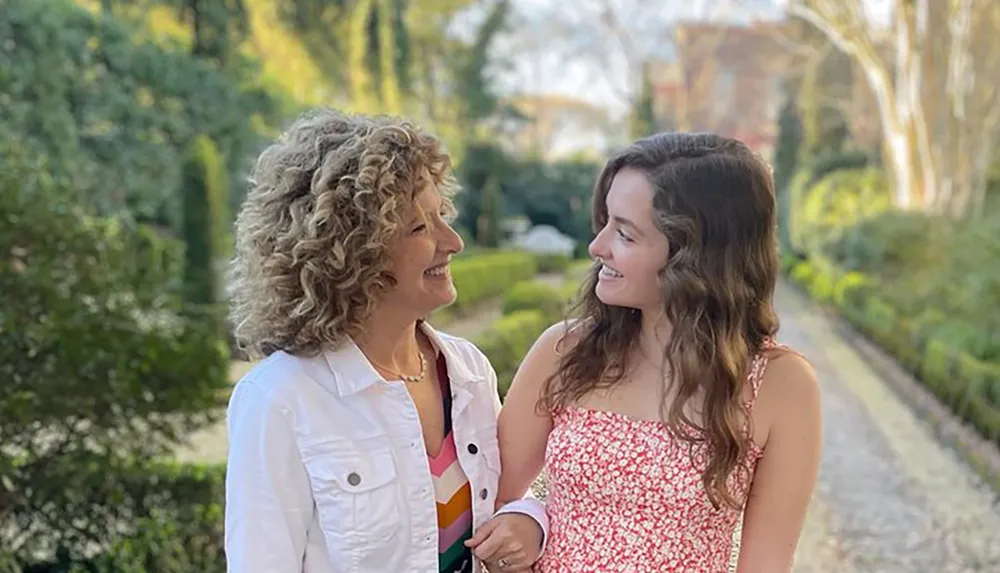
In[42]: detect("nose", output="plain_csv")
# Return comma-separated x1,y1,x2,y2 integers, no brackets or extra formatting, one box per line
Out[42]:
588,226,610,261
438,221,464,255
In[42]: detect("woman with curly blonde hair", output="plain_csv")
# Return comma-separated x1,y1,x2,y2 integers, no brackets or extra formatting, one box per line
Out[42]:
224,108,547,573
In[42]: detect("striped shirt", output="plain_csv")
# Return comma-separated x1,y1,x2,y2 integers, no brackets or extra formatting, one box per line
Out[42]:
429,354,474,573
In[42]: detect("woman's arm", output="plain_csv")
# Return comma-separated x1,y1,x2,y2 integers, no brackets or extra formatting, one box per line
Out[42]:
495,322,566,504
736,352,823,573
465,323,569,568
225,380,313,573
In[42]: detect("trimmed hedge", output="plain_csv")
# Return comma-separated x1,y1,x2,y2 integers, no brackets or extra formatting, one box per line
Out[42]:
533,253,572,273
476,310,550,399
449,251,538,310
181,134,229,305
787,256,1000,444
501,280,566,323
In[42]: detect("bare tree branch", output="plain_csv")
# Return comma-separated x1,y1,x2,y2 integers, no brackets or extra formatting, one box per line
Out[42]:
791,0,1000,217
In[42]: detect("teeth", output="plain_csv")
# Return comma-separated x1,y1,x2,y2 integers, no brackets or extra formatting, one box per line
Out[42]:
425,265,449,276
601,265,623,278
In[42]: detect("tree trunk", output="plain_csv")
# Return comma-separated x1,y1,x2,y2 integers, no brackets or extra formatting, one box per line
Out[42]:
377,0,402,115
348,0,377,114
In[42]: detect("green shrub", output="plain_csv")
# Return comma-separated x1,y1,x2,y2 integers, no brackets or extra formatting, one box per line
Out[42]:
533,253,572,273
824,210,941,278
502,281,566,323
182,135,230,305
19,462,227,573
0,145,230,565
476,310,549,399
786,150,874,254
450,251,538,310
785,254,1000,447
806,149,875,182
797,168,892,257
567,259,595,282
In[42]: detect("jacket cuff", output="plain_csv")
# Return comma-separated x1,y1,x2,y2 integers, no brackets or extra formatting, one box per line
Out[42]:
493,498,549,557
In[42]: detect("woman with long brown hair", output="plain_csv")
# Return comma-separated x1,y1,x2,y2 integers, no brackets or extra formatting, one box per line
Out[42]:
479,132,822,572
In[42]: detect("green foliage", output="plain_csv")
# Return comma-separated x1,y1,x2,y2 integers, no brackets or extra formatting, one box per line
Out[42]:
457,143,600,249
182,135,229,304
824,210,941,278
787,255,1000,446
180,0,251,65
786,156,1000,452
456,0,510,126
275,0,511,155
0,143,231,565
0,0,281,226
794,27,852,161
475,310,549,399
502,280,566,323
13,462,227,573
773,89,803,253
478,176,504,248
448,251,538,310
533,253,572,274
796,168,892,256
628,61,658,140
787,151,875,254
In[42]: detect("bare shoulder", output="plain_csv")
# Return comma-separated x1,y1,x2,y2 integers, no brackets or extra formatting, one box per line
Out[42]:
508,318,589,397
538,317,587,353
757,348,821,427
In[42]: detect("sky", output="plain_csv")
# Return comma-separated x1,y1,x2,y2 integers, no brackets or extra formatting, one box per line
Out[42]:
492,0,891,116
492,0,788,116
462,0,893,156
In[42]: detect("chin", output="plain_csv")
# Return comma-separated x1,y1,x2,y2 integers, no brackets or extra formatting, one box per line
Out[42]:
595,283,630,308
428,287,457,311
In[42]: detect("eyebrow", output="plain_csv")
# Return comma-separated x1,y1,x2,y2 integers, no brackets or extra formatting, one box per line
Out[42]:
612,215,644,236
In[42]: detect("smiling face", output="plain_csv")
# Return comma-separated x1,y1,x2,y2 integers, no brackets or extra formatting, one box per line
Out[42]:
379,181,464,319
588,167,670,312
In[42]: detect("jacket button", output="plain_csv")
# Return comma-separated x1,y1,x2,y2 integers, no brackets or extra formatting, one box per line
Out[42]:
479,488,488,500
467,443,478,455
347,472,361,486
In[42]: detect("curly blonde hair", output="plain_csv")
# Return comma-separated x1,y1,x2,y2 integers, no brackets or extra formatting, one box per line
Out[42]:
229,108,458,360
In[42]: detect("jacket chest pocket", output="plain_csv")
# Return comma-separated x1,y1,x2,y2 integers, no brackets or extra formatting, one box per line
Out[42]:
302,442,401,544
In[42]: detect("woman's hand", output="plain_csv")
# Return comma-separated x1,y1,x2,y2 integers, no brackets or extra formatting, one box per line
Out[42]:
465,513,543,571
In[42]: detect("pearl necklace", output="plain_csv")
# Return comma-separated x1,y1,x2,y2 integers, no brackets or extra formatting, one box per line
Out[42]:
371,351,427,384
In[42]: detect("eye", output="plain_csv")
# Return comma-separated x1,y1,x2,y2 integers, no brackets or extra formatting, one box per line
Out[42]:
411,223,428,234
616,228,634,243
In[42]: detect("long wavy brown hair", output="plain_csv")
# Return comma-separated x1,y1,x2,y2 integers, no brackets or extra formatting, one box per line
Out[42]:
539,132,780,509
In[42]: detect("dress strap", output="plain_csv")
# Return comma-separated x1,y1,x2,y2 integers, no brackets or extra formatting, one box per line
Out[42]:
745,338,770,405
746,336,806,406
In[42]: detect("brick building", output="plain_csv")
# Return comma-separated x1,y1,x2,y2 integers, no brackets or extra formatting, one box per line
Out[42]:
649,20,795,159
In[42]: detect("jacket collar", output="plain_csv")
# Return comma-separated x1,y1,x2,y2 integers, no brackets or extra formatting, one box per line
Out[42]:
322,321,485,397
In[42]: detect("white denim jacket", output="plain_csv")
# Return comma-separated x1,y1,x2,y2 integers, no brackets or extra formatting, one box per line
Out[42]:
224,322,548,573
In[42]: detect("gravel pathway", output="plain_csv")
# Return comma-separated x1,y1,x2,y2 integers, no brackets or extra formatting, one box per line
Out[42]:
772,281,1000,572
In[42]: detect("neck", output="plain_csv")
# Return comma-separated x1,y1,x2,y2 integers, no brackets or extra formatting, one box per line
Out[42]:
638,307,672,367
355,305,424,374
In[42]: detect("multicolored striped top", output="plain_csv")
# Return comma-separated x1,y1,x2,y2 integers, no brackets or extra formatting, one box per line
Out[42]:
429,354,474,573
